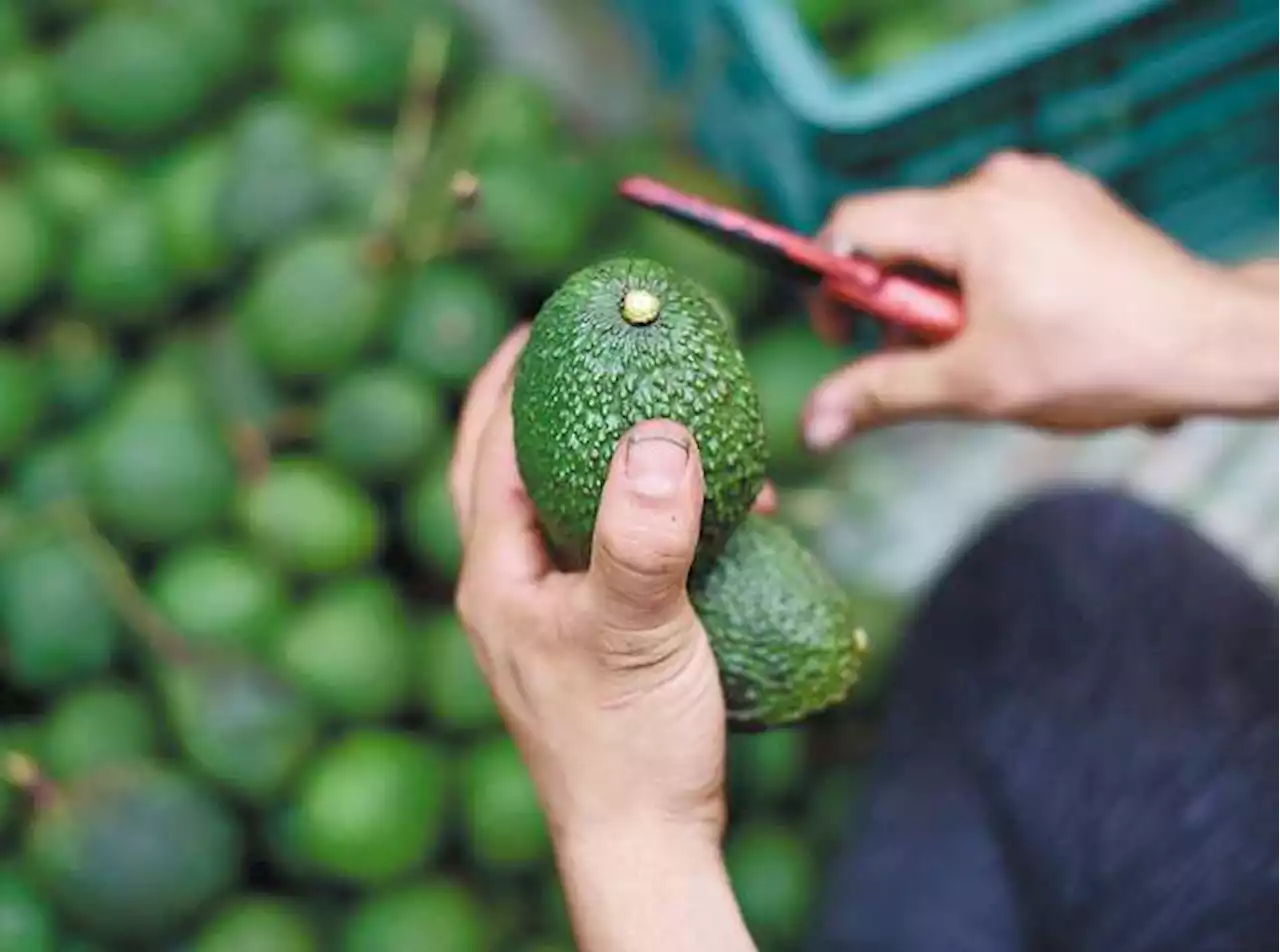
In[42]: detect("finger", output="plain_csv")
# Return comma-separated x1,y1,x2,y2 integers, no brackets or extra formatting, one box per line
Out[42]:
880,323,917,350
586,419,704,634
816,186,968,273
1143,415,1183,434
451,323,532,526
1233,259,1279,288
802,348,964,447
807,289,853,345
752,481,778,515
459,383,550,584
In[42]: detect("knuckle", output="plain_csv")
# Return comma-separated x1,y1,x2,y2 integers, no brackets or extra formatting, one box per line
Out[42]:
856,360,904,417
831,193,865,225
976,150,1070,191
977,149,1033,181
959,369,1025,418
453,571,487,632
597,521,691,585
859,373,893,420
597,619,688,675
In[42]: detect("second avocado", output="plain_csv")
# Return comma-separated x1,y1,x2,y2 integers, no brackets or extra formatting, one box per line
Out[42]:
513,257,766,570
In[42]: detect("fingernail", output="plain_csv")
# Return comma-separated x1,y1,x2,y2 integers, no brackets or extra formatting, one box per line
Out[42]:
625,428,690,499
804,408,851,451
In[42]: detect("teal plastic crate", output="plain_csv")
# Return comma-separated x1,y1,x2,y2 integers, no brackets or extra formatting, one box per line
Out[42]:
612,0,1278,262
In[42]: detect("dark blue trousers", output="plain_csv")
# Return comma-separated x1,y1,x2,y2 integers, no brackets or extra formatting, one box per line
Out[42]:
810,488,1278,952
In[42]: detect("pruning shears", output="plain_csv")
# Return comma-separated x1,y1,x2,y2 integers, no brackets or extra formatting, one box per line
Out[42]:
617,175,965,345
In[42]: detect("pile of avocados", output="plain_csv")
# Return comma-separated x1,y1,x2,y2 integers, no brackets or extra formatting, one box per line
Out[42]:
1,1,908,950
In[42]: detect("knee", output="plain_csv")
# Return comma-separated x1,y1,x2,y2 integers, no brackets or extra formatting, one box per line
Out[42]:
903,485,1194,668
926,483,1161,594
981,485,1173,566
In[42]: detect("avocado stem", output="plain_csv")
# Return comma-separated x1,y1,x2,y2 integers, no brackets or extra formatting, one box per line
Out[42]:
224,407,314,485
227,421,272,485
854,627,869,654
449,169,480,207
4,752,59,811
52,504,195,666
621,288,661,325
363,21,453,269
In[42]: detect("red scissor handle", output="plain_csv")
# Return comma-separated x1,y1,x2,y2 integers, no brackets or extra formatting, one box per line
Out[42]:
821,263,964,344
617,175,965,343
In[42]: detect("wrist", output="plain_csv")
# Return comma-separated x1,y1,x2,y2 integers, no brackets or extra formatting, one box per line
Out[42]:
539,765,728,852
1174,264,1278,418
555,811,725,869
554,821,755,952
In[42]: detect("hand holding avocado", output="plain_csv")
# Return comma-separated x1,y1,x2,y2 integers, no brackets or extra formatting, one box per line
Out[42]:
803,152,1279,446
452,323,746,841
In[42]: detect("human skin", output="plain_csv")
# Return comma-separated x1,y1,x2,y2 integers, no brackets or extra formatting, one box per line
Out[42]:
803,151,1277,446
449,152,1278,952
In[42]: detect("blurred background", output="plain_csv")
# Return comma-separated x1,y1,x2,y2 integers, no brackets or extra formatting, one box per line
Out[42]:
0,1,1275,950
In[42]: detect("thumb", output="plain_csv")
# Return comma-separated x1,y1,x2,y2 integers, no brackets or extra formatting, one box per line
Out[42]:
588,419,704,633
803,348,962,447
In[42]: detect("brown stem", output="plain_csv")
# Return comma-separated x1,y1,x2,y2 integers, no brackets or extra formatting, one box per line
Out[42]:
223,407,313,485
4,752,60,811
267,406,315,443
227,422,272,485
51,504,194,665
363,21,454,268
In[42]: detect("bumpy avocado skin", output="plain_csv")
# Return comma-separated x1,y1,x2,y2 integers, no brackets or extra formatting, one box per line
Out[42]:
513,257,766,570
692,515,866,730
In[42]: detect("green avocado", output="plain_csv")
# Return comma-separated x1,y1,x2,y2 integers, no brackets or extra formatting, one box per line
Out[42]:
68,191,178,327
459,736,549,873
38,321,121,424
391,261,515,392
192,896,319,952
271,576,414,722
0,51,59,158
0,526,120,691
56,9,210,142
0,865,57,952
290,729,449,886
417,612,499,733
217,98,331,253
236,457,382,577
0,183,56,325
275,6,410,118
13,434,89,513
24,151,125,238
39,680,157,781
691,515,867,729
0,346,46,463
239,231,388,382
399,455,461,581
160,657,318,804
24,764,242,944
149,541,287,654
84,390,236,547
153,135,236,285
340,879,485,952
155,0,256,94
513,257,766,571
725,821,817,946
320,127,394,227
318,365,447,483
